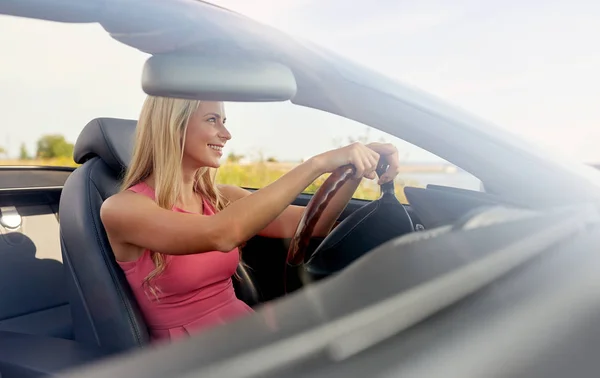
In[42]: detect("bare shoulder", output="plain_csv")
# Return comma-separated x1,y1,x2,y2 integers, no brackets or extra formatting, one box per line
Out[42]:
100,191,154,261
101,190,154,213
100,191,155,232
218,184,252,202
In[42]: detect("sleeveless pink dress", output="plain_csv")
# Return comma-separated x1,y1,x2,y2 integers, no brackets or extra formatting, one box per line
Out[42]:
116,182,254,342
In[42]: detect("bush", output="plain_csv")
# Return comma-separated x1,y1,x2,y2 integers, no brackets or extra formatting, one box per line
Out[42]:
215,162,413,203
3,159,415,203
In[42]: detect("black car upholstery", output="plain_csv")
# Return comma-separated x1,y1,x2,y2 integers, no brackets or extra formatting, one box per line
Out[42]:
0,204,71,339
59,117,259,353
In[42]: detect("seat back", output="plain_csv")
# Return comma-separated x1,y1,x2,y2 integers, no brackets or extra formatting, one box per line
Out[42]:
59,117,260,353
59,118,150,352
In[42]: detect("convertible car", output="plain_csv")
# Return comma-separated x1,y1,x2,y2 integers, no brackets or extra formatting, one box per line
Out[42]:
2,1,600,377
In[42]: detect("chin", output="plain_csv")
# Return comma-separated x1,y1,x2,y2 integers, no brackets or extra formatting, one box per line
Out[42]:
189,155,221,170
201,159,221,169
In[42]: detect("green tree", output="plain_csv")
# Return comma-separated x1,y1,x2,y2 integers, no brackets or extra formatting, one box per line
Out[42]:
36,134,74,159
19,143,30,160
0,146,5,157
266,157,278,163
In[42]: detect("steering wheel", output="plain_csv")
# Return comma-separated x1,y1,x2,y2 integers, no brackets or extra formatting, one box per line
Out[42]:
286,164,357,266
286,159,414,282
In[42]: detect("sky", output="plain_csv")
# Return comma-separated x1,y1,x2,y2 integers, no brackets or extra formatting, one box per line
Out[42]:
0,0,599,164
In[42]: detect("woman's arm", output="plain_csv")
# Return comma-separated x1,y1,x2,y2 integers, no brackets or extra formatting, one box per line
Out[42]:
101,142,381,259
219,176,362,239
219,142,401,240
102,157,324,258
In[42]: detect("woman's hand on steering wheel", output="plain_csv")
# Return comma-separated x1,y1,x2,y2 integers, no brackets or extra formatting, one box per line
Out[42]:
286,142,402,268
312,142,380,180
365,142,401,184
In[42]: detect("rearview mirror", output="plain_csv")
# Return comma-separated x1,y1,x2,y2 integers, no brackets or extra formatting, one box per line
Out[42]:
141,54,297,102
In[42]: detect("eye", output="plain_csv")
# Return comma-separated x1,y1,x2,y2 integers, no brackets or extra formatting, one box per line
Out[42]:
207,117,217,123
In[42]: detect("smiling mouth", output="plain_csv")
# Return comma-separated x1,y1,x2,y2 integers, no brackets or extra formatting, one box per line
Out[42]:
208,144,223,152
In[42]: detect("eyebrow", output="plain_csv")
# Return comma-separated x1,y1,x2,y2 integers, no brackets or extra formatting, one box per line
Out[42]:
204,112,223,119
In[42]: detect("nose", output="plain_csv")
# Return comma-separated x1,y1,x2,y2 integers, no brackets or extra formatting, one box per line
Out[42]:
218,124,232,141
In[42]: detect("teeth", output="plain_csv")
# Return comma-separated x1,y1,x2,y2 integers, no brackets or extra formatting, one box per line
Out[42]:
208,145,223,151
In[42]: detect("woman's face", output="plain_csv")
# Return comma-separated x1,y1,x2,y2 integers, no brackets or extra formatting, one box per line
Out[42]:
182,101,231,169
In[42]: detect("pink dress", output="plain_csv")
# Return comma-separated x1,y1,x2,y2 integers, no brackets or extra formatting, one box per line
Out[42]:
116,182,254,342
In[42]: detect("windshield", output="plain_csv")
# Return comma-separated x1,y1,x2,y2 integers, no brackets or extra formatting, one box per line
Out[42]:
1,2,600,377
1,0,598,182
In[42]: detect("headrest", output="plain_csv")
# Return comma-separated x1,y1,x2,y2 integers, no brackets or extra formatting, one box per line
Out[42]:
74,117,137,173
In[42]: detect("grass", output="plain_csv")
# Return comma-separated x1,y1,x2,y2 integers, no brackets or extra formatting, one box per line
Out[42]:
1,159,420,203
215,162,418,203
0,157,79,167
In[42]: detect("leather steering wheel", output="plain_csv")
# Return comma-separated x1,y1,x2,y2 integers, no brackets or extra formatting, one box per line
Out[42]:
286,159,395,267
286,164,357,266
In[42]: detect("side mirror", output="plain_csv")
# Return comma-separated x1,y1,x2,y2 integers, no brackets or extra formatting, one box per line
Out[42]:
141,54,297,102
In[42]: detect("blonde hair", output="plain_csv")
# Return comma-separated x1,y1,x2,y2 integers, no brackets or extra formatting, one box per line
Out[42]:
120,96,231,298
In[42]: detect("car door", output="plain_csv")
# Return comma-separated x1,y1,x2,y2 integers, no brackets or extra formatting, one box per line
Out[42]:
0,166,74,339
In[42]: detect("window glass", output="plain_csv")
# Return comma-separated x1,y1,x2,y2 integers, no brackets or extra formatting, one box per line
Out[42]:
0,17,480,205
216,102,482,203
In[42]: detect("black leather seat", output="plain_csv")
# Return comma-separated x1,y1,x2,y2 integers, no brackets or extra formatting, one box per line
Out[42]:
59,117,259,353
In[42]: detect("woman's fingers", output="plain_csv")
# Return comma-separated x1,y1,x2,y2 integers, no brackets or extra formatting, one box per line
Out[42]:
366,143,401,184
362,146,379,179
344,142,401,181
365,171,377,180
351,152,366,179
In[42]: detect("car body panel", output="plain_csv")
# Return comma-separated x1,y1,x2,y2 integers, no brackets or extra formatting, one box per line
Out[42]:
1,1,600,378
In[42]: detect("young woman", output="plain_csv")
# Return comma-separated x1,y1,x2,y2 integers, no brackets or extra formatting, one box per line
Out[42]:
100,96,401,342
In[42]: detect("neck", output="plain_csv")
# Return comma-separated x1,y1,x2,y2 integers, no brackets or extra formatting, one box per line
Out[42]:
180,167,197,204
145,167,202,212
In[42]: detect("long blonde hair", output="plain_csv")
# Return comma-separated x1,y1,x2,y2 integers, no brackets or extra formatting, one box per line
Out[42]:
120,95,231,298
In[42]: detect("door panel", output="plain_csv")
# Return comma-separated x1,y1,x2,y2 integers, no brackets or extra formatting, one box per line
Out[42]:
0,200,72,339
0,168,73,340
